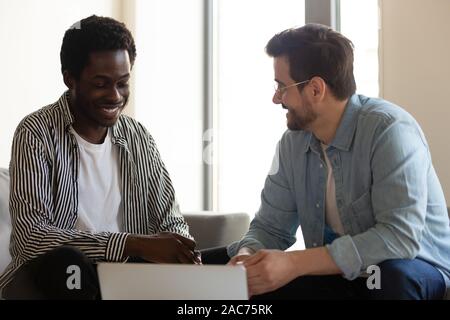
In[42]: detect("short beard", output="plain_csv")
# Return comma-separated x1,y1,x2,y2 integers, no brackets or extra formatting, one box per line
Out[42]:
287,101,317,131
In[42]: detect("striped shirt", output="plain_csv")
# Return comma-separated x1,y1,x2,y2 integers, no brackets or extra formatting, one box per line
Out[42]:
0,91,191,289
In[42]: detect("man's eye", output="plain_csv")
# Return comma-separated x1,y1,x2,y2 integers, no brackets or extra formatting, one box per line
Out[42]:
118,82,129,88
94,83,105,88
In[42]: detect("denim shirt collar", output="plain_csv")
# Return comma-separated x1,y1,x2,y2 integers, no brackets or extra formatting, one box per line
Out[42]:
303,94,361,153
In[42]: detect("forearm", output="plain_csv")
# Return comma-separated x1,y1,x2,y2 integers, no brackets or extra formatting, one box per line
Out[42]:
10,220,128,263
289,247,342,277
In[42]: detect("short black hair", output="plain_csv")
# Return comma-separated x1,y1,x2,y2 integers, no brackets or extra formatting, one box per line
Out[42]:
266,24,356,100
60,15,136,79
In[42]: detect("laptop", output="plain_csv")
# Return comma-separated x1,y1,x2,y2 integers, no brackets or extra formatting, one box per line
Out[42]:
97,262,248,300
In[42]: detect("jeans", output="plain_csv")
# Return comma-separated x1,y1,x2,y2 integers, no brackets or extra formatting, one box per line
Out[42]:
201,246,446,300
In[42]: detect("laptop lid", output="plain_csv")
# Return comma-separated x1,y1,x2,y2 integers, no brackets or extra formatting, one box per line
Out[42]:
97,262,248,300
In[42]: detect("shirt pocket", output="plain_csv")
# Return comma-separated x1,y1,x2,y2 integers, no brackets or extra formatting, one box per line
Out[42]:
351,191,376,232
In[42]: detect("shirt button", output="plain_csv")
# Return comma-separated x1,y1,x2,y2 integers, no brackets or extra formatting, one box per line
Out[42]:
316,203,320,208
319,164,323,168
313,242,317,247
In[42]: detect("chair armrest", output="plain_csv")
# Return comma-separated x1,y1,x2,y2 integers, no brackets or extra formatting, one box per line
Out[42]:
182,211,250,250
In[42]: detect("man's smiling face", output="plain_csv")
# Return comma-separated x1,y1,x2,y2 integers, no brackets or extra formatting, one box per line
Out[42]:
70,49,131,130
272,56,317,131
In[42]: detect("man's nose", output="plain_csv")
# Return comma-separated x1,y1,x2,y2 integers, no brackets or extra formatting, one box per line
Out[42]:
272,92,282,104
108,87,122,102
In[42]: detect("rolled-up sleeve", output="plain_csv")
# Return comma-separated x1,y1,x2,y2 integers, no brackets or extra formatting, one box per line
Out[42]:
327,120,429,280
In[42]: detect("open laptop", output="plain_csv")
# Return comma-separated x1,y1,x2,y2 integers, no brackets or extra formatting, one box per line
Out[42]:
97,262,248,300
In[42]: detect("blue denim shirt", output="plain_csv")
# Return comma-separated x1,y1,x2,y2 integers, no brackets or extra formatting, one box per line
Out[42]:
228,94,450,286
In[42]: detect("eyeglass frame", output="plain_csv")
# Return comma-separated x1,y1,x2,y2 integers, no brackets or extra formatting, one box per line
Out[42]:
274,79,311,96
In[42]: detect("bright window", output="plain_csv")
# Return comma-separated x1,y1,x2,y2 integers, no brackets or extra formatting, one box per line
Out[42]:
215,0,305,214
133,0,204,212
340,0,379,97
214,0,306,250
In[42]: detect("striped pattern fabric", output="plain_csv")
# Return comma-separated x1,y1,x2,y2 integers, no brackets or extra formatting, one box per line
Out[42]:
0,92,190,289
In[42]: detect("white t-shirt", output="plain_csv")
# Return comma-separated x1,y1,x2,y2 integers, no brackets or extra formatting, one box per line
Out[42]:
71,128,122,233
321,143,345,236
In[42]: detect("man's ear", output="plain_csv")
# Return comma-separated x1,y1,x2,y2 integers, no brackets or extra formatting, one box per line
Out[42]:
63,71,75,90
309,76,326,101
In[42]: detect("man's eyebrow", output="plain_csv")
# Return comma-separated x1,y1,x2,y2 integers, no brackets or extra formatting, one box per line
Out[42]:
92,74,130,80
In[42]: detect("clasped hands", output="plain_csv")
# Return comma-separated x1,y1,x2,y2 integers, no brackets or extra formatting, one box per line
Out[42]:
123,231,202,264
228,248,298,297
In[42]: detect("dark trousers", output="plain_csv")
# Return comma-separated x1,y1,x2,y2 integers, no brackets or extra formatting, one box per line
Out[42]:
4,245,446,300
2,246,153,300
201,246,447,300
3,246,100,300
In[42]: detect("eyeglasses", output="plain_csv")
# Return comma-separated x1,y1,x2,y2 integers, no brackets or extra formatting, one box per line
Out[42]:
274,79,310,96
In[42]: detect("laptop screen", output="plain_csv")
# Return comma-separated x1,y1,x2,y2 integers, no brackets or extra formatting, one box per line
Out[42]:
97,262,248,300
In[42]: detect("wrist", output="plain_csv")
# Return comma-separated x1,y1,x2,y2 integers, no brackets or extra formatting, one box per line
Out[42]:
237,247,255,256
123,234,144,258
287,250,306,278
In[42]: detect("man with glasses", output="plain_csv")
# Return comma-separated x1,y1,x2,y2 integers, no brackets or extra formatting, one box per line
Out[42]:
222,24,450,299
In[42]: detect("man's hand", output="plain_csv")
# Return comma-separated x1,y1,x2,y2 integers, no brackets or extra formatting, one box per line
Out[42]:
228,247,254,265
242,249,299,297
124,232,201,264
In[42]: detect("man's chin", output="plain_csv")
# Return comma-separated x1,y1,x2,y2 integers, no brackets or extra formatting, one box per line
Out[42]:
287,120,301,131
286,113,311,131
98,116,120,128
102,120,119,128
96,111,123,127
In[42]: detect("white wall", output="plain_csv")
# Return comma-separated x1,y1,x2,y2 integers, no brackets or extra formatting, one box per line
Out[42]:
0,0,121,168
380,0,450,202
